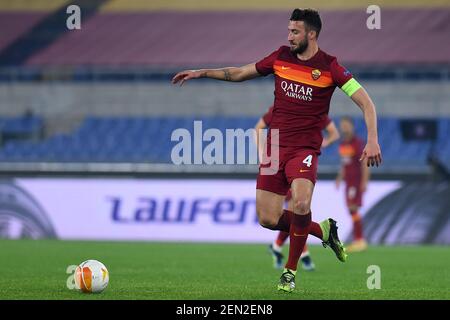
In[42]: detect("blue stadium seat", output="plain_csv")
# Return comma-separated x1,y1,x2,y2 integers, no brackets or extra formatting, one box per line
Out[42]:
0,115,448,170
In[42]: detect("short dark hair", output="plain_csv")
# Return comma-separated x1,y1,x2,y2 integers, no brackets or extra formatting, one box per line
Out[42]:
290,8,322,38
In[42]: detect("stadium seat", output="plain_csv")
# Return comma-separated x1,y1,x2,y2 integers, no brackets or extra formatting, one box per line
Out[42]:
0,115,447,170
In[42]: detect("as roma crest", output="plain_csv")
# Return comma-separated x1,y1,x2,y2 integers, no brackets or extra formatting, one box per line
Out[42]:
311,69,321,80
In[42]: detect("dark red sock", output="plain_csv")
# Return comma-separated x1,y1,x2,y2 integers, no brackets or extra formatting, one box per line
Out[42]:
275,231,289,246
309,221,323,240
286,212,311,271
350,210,364,240
269,210,293,233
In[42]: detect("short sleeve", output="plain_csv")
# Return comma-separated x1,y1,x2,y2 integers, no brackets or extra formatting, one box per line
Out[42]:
330,58,353,88
255,47,282,76
262,106,274,126
331,58,362,97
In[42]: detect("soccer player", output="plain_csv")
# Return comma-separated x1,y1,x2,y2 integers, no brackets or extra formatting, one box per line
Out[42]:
336,116,370,252
255,105,340,270
172,8,382,292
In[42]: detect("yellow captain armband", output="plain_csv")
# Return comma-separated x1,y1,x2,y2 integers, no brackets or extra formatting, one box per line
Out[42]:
341,78,362,97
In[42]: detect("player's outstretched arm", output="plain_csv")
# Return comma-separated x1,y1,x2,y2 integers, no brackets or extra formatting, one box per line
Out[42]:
350,87,382,167
172,63,260,86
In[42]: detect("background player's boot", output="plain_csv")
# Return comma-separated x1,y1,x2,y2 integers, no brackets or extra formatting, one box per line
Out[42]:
346,239,368,253
321,218,348,262
277,269,296,292
268,244,284,269
300,253,316,271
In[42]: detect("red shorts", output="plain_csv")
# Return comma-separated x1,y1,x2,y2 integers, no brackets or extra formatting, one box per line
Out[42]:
345,184,363,207
256,146,319,196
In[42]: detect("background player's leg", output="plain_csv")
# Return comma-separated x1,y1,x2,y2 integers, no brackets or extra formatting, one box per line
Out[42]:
347,203,368,252
350,205,364,241
275,232,289,247
285,178,314,271
270,231,289,269
300,244,316,271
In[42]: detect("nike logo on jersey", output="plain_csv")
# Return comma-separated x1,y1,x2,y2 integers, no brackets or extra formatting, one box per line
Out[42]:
281,66,291,70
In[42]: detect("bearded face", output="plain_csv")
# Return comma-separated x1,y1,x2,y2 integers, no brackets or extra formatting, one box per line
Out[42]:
287,20,312,55
290,33,309,54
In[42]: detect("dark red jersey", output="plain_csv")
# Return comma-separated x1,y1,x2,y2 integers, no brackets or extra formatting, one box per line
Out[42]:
262,105,275,126
262,105,332,131
322,115,331,129
339,136,364,184
256,46,353,151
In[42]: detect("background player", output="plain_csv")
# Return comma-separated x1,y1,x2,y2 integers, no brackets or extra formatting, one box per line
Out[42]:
172,8,382,292
254,105,340,270
336,116,370,252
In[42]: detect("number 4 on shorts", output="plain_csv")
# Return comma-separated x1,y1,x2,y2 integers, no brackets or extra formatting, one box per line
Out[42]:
303,154,313,168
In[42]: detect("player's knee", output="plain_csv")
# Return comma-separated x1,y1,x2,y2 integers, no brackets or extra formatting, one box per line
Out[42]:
293,199,310,215
257,211,278,229
259,219,278,229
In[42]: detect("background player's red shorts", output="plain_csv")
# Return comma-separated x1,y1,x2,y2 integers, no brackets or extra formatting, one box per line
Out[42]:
256,146,319,195
345,184,363,207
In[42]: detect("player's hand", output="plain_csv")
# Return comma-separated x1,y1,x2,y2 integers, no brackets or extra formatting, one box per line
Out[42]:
171,70,204,86
360,141,382,167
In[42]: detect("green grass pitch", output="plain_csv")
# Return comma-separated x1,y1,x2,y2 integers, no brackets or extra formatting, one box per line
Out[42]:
0,240,449,300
